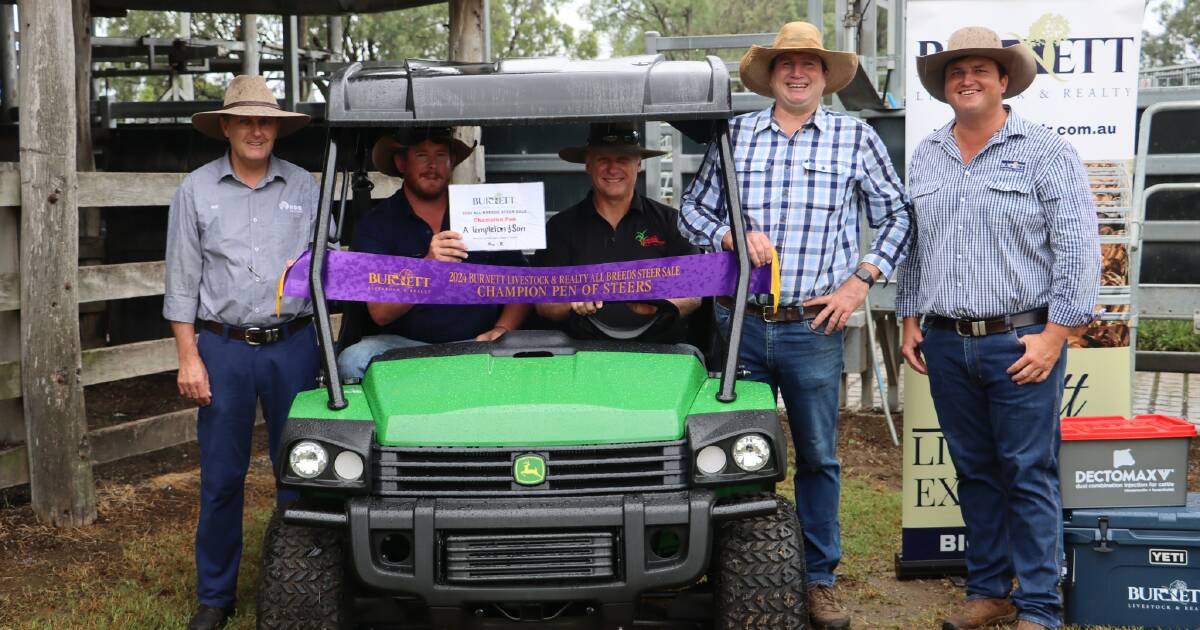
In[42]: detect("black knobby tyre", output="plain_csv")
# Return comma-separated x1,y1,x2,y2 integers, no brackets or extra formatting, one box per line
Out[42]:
256,509,352,630
711,493,808,629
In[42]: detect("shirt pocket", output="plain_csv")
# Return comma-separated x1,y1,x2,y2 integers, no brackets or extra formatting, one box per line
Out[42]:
736,157,781,212
905,180,941,237
801,159,851,212
984,175,1043,232
272,197,310,227
194,195,221,236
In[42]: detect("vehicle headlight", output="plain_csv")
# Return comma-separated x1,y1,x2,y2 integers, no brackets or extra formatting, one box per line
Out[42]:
731,434,770,472
696,445,727,475
333,450,364,481
289,441,328,478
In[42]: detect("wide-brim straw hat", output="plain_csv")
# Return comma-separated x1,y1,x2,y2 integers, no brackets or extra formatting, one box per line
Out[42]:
917,26,1037,103
372,127,476,177
558,122,668,164
738,21,859,97
191,75,310,139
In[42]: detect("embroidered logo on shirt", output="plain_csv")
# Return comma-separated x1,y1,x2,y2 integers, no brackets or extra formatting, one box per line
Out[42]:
635,230,666,247
278,200,304,214
1000,160,1026,172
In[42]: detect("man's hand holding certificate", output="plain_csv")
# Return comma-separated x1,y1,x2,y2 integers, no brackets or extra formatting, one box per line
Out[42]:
449,182,546,251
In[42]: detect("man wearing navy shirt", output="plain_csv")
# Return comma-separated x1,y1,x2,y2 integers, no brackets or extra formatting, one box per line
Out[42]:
337,128,529,379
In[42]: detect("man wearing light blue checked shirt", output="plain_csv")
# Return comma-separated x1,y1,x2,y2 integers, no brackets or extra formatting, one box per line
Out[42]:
897,27,1100,630
679,22,913,630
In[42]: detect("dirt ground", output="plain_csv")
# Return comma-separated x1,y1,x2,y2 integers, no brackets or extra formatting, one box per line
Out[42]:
0,378,1197,627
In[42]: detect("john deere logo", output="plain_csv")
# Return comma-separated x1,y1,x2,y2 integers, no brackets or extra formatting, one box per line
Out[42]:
513,454,546,486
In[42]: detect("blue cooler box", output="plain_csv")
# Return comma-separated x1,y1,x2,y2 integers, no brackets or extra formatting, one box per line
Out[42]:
1064,493,1200,628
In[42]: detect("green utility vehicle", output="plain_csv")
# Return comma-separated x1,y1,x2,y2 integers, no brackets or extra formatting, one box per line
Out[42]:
256,56,806,629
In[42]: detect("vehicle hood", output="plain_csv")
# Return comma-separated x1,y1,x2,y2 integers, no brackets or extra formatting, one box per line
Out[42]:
361,351,706,446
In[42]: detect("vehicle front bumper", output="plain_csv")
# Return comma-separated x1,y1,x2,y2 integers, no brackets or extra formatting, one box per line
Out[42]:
284,490,775,609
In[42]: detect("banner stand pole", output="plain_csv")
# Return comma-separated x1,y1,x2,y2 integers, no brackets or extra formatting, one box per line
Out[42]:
864,294,900,446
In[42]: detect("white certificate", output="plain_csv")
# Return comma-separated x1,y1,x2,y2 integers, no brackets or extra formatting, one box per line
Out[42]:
449,182,546,252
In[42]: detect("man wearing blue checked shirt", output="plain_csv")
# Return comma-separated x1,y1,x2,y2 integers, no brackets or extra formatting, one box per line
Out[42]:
679,22,912,629
897,27,1099,630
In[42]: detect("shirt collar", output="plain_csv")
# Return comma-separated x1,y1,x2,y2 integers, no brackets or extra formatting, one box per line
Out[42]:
754,105,828,137
218,152,286,188
393,186,450,230
933,105,1028,146
586,190,644,217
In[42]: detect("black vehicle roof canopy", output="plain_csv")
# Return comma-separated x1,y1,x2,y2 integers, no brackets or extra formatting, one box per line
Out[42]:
326,55,733,128
311,55,753,410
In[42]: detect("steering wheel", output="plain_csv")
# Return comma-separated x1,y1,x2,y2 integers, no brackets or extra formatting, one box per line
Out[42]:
585,300,679,340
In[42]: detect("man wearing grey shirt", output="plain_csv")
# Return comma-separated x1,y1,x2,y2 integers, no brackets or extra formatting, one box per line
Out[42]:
163,75,319,630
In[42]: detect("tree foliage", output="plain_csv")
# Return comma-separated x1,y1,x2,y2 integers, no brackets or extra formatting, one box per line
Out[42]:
491,0,598,59
95,4,599,104
341,5,449,61
583,0,837,58
1142,0,1200,67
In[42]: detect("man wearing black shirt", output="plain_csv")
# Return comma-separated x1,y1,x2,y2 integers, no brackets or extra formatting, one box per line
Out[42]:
337,128,529,378
534,122,699,342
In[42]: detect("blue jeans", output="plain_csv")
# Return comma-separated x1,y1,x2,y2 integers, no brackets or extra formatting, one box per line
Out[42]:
920,323,1066,629
195,324,319,608
715,303,844,586
337,334,427,379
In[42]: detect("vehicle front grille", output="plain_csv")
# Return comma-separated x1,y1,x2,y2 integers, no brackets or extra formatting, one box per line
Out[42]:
442,530,618,585
373,440,688,497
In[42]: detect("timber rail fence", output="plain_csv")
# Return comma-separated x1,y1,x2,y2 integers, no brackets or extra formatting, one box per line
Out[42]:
0,169,392,491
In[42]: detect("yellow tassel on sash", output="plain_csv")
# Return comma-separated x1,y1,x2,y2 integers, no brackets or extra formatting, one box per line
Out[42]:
769,248,782,314
275,259,295,317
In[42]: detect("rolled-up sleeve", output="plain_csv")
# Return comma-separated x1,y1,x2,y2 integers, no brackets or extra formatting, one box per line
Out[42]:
163,178,202,323
678,143,730,252
857,127,913,279
1038,144,1100,326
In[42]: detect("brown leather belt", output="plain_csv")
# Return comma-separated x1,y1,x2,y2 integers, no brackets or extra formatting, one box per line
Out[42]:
716,296,824,322
925,307,1049,337
201,316,312,345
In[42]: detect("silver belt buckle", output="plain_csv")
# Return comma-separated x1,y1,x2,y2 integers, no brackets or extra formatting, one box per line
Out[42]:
244,326,264,345
954,319,988,337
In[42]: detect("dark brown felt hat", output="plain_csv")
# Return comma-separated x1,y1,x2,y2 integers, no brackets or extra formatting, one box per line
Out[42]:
371,127,476,176
558,122,668,164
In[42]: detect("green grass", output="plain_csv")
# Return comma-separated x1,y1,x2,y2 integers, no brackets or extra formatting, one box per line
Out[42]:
3,506,272,630
1138,319,1200,352
5,465,1132,629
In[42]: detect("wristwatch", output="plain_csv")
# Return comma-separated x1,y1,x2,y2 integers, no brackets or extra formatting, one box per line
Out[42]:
852,266,876,288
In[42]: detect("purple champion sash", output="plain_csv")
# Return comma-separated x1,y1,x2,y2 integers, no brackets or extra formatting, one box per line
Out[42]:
277,250,779,307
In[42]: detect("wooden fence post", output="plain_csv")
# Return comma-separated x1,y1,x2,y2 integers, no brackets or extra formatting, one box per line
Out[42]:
18,0,95,527
449,0,485,185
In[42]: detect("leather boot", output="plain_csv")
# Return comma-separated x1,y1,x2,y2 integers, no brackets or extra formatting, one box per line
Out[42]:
808,584,851,629
941,597,1017,629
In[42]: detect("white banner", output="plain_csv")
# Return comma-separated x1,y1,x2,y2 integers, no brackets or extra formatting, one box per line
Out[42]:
897,0,1143,576
904,0,1143,164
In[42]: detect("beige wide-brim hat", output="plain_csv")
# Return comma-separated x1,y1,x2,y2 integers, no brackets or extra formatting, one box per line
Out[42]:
558,122,668,164
191,75,310,140
738,21,859,97
371,127,476,177
917,26,1037,103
